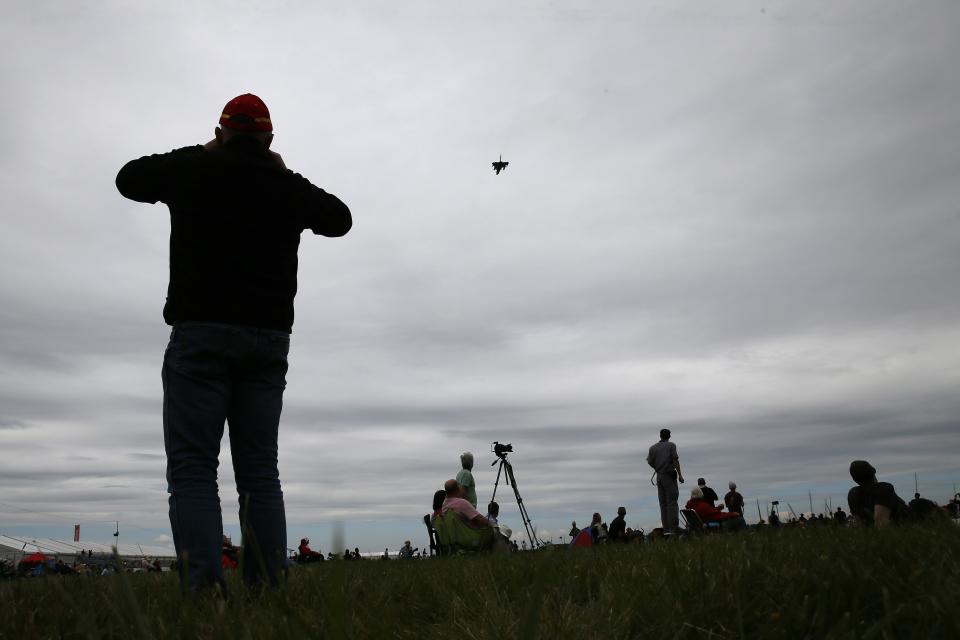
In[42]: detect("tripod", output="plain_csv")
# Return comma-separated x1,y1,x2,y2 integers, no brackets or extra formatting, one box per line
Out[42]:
490,453,542,548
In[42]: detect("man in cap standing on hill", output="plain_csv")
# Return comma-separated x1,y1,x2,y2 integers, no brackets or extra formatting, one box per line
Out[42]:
116,94,352,592
647,428,685,534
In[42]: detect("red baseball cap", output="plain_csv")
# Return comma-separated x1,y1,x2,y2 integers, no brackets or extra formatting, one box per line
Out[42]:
219,93,273,132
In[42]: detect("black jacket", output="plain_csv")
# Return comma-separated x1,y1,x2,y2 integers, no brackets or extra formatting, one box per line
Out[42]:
116,138,351,332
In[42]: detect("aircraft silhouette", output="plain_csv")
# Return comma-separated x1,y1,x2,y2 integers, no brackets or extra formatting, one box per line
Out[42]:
492,155,509,175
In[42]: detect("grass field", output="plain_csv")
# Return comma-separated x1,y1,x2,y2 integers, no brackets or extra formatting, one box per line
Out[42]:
2,523,958,639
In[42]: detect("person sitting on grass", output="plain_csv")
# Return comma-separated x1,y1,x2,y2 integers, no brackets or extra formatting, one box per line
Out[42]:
589,512,603,543
908,493,941,520
685,487,746,530
848,460,909,527
486,501,500,526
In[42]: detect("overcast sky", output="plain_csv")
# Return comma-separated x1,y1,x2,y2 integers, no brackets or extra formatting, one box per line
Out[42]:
2,0,959,552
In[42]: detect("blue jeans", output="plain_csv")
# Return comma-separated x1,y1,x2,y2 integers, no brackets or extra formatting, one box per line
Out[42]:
162,322,289,590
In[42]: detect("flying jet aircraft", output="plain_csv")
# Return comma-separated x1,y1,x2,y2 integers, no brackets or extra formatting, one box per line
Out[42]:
492,155,509,175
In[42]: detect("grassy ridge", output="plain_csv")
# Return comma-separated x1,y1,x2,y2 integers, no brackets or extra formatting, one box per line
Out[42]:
2,523,958,639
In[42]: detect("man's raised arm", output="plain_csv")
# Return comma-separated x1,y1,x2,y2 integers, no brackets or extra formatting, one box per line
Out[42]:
115,146,203,204
287,173,352,237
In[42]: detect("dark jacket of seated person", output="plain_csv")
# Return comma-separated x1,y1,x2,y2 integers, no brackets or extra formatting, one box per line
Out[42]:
847,460,909,527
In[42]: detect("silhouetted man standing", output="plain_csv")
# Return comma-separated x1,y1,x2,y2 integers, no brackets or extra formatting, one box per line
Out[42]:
116,94,351,591
647,428,684,533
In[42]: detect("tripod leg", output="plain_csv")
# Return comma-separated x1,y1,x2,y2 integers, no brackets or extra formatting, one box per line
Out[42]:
490,460,505,505
505,461,541,548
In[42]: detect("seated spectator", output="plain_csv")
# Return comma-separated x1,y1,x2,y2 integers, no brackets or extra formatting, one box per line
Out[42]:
724,482,744,515
298,537,323,562
431,490,446,520
697,478,719,506
222,535,239,569
441,479,491,529
847,460,909,527
589,512,602,543
486,501,500,526
685,487,745,530
437,479,509,552
608,506,627,542
908,493,941,520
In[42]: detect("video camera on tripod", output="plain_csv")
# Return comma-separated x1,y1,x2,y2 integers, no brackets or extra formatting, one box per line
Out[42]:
488,442,542,549
491,441,512,459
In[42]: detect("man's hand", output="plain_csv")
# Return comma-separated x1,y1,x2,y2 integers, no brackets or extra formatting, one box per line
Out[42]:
678,475,685,484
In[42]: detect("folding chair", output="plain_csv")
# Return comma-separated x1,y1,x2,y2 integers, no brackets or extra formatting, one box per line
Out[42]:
423,514,439,556
681,508,721,534
432,509,494,554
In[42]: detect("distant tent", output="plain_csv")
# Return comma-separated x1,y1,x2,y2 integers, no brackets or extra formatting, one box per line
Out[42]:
570,529,593,548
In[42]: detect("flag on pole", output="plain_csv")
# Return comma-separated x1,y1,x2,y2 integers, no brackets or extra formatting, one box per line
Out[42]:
74,524,80,542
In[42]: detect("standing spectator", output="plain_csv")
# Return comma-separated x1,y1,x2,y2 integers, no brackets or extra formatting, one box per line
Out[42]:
724,482,744,516
833,507,848,524
456,452,478,508
568,521,579,540
847,460,909,527
698,478,719,506
608,507,628,543
115,93,351,592
647,428,685,533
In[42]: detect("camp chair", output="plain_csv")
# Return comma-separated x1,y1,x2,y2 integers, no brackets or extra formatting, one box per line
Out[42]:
422,514,439,556
432,509,494,554
681,508,721,534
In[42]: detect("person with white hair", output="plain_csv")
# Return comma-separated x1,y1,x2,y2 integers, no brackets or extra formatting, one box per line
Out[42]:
456,451,478,507
685,487,746,530
724,482,745,516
